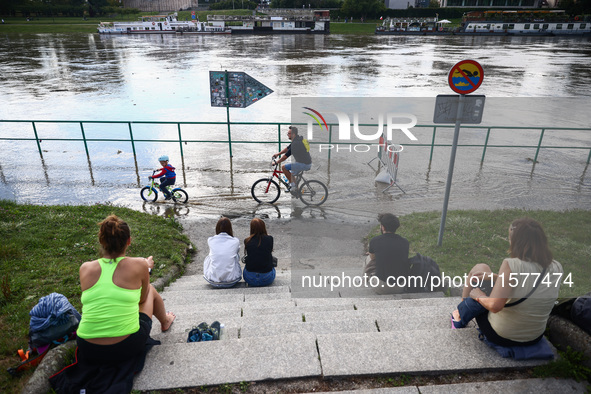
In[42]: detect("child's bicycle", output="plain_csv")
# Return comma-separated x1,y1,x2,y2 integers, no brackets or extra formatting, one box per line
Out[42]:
251,159,328,206
140,170,188,203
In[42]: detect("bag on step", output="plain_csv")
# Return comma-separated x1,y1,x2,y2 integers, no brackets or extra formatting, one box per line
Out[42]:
187,321,221,342
406,253,442,293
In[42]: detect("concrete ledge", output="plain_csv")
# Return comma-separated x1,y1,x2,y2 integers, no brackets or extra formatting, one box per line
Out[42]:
547,315,591,368
418,378,588,393
22,341,76,394
306,378,587,394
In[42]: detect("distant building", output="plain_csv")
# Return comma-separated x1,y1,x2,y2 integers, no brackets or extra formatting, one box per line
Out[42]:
439,0,541,7
124,0,199,12
385,0,415,9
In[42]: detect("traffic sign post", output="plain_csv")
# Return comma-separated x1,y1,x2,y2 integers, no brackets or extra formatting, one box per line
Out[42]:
435,60,485,246
448,59,484,95
209,71,273,157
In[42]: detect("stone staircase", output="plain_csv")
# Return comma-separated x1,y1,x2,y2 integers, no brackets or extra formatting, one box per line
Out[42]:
132,270,563,392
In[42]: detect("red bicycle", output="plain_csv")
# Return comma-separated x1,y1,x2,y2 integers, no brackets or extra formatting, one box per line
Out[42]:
251,159,328,206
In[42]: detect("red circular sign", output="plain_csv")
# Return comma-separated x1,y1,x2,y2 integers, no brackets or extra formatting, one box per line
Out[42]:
448,60,484,95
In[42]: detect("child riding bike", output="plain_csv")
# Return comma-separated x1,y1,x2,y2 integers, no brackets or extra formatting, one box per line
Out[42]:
149,155,176,200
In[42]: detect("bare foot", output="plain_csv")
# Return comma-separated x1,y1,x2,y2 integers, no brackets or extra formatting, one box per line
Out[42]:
452,309,461,322
161,311,176,332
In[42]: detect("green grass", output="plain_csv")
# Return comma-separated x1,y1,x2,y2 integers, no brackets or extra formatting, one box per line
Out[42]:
330,21,379,35
368,209,591,299
0,201,192,393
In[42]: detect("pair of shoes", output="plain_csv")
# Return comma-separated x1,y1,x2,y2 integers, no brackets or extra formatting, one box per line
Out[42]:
451,315,457,329
164,195,172,200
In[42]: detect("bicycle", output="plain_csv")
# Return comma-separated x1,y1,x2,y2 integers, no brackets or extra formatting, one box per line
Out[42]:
140,170,189,203
251,159,328,206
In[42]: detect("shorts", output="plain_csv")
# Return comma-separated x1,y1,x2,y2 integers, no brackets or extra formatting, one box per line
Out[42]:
285,162,311,175
76,312,153,365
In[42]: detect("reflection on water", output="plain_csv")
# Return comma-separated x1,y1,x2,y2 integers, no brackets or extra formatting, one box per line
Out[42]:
2,34,591,123
1,33,591,220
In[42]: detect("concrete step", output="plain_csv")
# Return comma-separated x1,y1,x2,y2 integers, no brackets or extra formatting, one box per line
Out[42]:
160,290,294,306
169,271,292,286
133,334,322,391
305,378,588,393
135,328,556,391
316,329,554,378
165,275,292,292
162,285,291,297
151,304,468,344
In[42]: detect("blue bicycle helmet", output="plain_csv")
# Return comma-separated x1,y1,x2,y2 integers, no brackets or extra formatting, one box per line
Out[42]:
158,155,169,161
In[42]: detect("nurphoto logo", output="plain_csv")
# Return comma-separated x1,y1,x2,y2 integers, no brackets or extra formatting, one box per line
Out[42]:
301,106,417,153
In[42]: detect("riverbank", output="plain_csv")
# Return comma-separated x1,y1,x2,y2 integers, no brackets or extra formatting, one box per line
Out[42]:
0,13,382,34
1,202,589,392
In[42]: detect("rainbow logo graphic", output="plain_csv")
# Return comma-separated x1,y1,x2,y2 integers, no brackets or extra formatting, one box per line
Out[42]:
303,107,328,132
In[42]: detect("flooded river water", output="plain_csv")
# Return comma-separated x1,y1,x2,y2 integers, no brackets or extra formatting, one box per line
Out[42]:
0,33,590,222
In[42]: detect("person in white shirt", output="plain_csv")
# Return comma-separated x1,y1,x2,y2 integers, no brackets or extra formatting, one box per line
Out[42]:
203,217,242,288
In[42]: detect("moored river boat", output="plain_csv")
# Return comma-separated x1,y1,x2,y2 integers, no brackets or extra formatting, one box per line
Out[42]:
98,9,329,35
376,10,591,37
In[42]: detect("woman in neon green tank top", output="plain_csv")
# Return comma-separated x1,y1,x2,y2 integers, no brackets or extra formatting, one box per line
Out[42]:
76,215,175,365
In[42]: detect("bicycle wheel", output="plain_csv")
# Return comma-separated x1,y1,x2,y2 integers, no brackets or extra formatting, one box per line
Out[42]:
299,180,328,206
251,178,281,204
171,188,188,203
140,186,158,202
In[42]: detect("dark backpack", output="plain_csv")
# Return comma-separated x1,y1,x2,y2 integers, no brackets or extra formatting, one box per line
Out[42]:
570,296,591,335
406,253,442,293
7,293,80,376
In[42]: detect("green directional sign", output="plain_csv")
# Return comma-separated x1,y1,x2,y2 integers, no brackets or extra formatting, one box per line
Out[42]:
209,71,273,108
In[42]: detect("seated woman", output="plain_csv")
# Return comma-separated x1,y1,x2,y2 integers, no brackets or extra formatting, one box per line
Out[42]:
242,218,276,287
451,218,563,347
203,217,242,288
76,215,176,365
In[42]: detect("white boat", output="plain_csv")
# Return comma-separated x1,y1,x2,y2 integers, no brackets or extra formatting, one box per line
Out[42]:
207,9,330,34
458,10,591,36
376,10,591,37
98,13,231,35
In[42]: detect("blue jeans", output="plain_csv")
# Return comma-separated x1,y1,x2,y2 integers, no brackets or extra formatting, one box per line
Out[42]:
159,178,175,198
243,268,276,287
453,297,488,328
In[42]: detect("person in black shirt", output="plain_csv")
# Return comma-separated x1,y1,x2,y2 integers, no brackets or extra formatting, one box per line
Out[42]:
242,218,276,287
364,213,410,294
272,126,312,191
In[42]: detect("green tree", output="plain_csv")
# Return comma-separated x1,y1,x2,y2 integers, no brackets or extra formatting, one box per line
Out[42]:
340,0,385,19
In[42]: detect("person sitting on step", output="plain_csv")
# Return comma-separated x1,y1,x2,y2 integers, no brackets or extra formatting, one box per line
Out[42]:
203,217,242,288
451,217,563,348
242,218,276,287
363,213,410,295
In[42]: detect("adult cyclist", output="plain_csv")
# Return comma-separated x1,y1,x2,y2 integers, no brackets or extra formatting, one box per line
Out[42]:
272,126,312,191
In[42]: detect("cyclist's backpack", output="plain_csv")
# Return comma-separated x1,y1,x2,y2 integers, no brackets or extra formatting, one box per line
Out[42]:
406,253,442,293
7,293,80,376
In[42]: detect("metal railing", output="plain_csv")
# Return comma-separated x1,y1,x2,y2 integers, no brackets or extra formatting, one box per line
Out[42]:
1,120,590,167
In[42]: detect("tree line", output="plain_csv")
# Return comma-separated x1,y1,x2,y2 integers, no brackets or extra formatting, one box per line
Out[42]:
2,0,589,19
